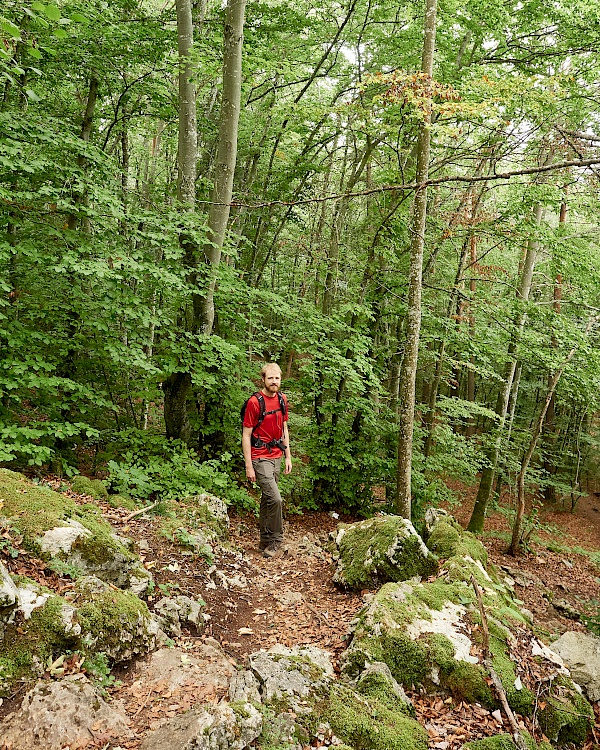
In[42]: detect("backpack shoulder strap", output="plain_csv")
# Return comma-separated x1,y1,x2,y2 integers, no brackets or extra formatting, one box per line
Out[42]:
277,391,287,418
253,392,266,430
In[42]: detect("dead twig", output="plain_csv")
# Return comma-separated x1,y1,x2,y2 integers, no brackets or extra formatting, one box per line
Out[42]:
123,501,160,522
471,576,529,750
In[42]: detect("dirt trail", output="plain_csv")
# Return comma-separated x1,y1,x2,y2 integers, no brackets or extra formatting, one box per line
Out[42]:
2,482,599,748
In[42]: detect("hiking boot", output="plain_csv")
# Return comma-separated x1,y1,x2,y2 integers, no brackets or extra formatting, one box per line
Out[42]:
263,541,281,558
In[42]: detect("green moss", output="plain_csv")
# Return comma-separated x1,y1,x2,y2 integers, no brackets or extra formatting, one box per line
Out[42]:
337,516,438,590
456,532,488,566
463,732,543,750
538,675,593,746
489,637,534,716
356,669,416,717
107,494,137,511
426,521,461,558
77,586,151,659
425,633,495,707
315,683,428,750
0,469,137,573
71,475,108,500
0,591,78,696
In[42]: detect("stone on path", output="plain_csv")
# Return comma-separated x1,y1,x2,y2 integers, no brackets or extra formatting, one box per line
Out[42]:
551,630,600,701
1,674,133,750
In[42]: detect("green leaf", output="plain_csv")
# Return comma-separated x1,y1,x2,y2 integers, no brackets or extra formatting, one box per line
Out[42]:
31,1,46,11
0,19,21,39
70,12,89,23
26,46,43,60
25,89,41,102
52,28,68,39
43,4,61,21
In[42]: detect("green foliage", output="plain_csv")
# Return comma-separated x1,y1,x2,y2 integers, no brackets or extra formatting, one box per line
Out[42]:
104,430,254,510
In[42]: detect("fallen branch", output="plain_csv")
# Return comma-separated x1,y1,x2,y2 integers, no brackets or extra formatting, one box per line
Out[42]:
471,576,529,750
123,500,160,522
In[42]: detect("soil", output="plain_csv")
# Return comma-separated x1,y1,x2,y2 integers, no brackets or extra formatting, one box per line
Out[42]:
1,479,599,749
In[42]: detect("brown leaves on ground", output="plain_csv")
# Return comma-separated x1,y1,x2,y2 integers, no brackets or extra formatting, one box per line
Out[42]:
1,475,599,748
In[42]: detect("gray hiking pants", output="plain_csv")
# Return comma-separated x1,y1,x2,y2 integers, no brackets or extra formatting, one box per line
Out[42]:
253,457,283,547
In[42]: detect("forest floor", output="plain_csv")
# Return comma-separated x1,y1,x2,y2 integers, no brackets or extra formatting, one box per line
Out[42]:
2,479,600,748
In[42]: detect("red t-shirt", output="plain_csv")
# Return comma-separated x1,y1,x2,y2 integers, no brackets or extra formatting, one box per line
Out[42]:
243,392,288,460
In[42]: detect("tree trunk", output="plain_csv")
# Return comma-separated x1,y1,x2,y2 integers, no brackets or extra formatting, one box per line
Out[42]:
163,0,198,441
468,203,543,532
509,316,597,554
199,0,247,334
395,0,437,518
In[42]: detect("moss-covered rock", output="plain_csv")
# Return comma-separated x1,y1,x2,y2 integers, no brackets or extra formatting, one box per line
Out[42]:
0,574,161,696
76,576,161,661
332,515,438,590
427,520,462,558
314,682,428,750
0,469,151,592
0,582,80,695
462,732,551,750
537,674,594,746
71,475,108,500
355,661,416,717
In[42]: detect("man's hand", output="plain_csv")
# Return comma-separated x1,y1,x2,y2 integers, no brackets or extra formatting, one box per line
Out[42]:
246,464,256,483
284,456,292,475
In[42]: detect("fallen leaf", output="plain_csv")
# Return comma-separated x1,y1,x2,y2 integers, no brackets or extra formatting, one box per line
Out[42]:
238,627,254,635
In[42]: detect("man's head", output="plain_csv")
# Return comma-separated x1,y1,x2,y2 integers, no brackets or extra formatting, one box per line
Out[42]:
261,363,282,395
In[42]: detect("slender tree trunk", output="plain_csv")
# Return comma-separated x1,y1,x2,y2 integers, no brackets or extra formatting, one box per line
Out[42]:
510,316,597,554
467,203,543,533
164,0,198,441
199,0,247,334
543,196,566,502
395,0,437,518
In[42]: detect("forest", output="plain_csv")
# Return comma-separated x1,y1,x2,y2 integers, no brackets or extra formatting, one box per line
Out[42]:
3,0,600,550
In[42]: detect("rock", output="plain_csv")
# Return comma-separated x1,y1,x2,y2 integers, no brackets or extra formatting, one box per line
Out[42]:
552,599,581,621
0,470,150,593
39,519,92,555
538,674,594,746
1,674,133,749
186,493,230,538
551,630,600,701
228,669,261,704
133,640,234,694
0,559,18,609
355,661,414,715
332,515,438,590
140,701,262,750
154,595,205,637
76,576,162,661
249,644,334,709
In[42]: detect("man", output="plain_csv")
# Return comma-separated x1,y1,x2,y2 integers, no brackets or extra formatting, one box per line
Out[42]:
242,363,292,558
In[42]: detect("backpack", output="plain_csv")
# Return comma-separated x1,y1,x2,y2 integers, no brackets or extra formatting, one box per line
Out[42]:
241,391,287,452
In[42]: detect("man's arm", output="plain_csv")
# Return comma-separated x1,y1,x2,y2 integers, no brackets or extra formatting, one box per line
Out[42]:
283,422,292,475
242,426,256,482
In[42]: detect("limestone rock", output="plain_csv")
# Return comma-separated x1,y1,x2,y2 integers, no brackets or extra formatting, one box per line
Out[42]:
228,669,261,704
1,674,133,749
76,576,162,661
0,559,18,609
356,661,414,714
332,515,438,590
186,493,230,538
39,519,91,555
154,595,205,637
249,644,334,709
551,630,600,701
133,640,234,694
140,701,262,750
